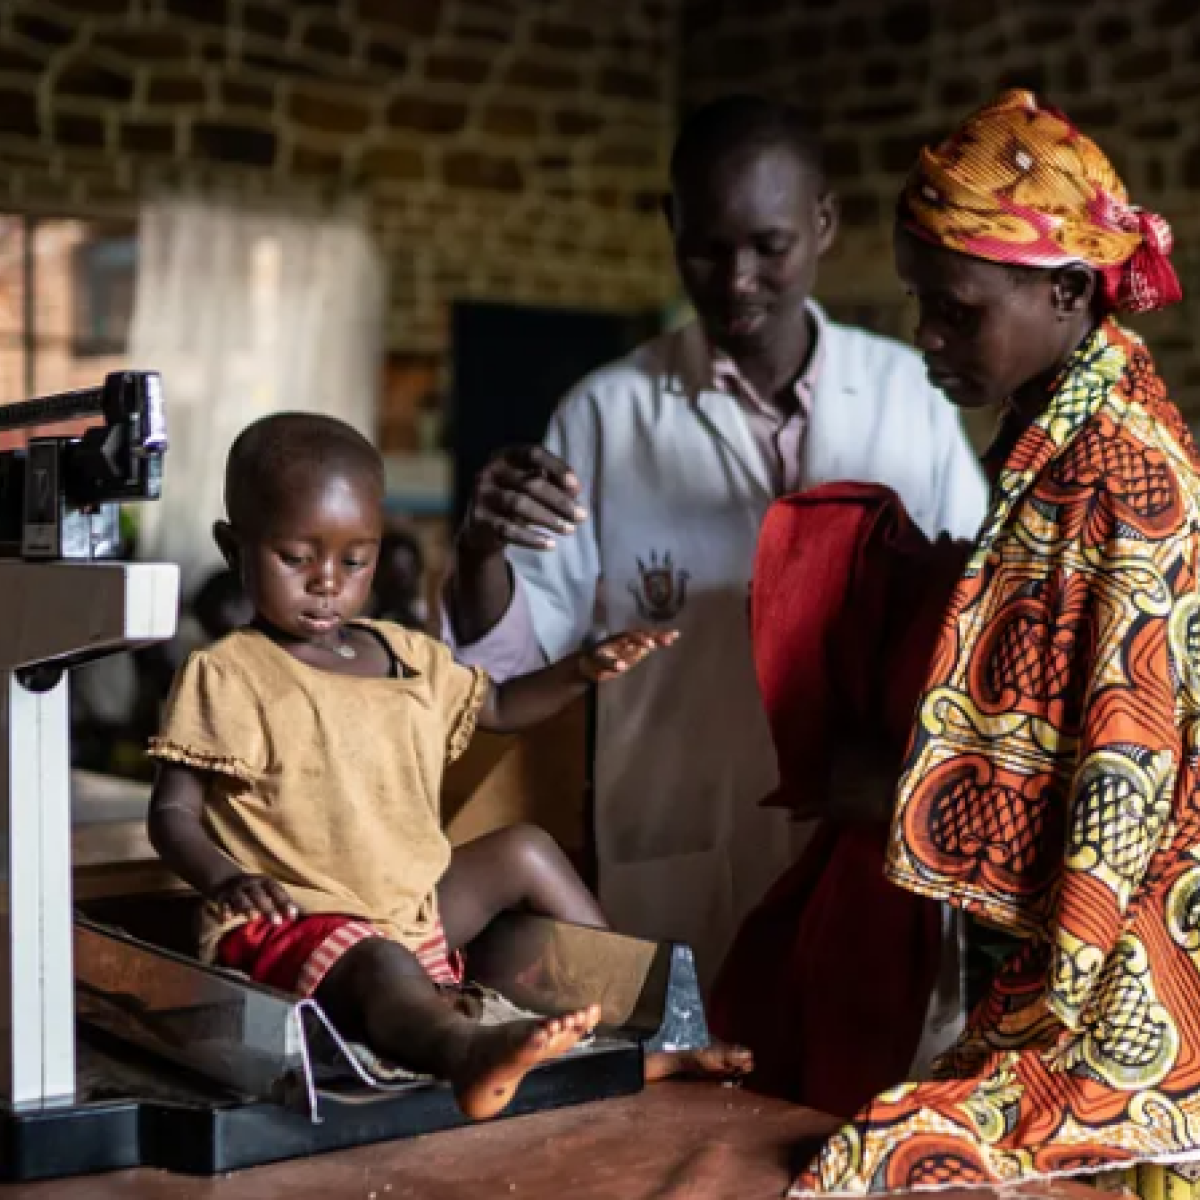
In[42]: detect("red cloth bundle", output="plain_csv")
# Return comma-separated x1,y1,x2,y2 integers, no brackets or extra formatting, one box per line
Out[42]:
710,483,971,1118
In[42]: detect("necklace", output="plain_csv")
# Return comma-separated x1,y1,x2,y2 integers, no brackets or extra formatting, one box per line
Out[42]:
329,630,357,660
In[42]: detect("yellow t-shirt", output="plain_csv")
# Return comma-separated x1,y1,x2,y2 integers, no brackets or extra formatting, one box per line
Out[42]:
149,621,488,961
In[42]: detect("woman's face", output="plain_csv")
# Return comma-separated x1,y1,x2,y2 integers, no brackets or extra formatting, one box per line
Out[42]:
894,226,1089,411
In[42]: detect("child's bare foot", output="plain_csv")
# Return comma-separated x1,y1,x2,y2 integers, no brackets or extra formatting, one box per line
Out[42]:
644,1040,753,1083
451,1004,602,1120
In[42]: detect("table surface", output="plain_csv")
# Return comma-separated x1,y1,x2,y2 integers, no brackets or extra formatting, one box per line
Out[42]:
7,1082,1112,1200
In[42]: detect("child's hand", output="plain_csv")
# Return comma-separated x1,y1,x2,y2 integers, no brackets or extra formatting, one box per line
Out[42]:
210,873,299,926
581,630,679,682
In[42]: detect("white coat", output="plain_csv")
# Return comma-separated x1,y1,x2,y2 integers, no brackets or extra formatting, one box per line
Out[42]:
465,302,988,985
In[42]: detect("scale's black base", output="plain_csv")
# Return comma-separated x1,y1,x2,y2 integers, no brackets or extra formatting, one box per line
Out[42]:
1,1031,645,1182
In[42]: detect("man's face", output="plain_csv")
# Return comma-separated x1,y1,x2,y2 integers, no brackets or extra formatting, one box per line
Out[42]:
667,143,837,353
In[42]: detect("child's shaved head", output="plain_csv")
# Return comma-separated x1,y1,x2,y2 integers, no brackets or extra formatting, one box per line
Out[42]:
225,413,384,535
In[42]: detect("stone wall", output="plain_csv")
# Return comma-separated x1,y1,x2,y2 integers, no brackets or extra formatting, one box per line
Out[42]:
681,0,1200,416
0,0,679,354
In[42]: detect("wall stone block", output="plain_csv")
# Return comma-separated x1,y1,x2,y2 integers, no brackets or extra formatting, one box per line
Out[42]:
682,0,1200,414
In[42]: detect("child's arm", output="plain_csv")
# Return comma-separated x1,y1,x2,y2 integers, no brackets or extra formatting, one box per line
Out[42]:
477,630,677,735
148,765,299,924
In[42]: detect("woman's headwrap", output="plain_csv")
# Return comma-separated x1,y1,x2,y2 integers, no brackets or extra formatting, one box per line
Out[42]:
901,89,1182,313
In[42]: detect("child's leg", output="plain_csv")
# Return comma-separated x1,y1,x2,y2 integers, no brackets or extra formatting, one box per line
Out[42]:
316,935,600,1120
644,1042,754,1082
438,824,606,949
435,826,752,1086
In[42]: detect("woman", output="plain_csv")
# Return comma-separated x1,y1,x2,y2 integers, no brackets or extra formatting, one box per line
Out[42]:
794,90,1200,1196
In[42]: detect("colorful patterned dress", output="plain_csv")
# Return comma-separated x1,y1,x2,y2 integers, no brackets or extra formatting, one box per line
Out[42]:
793,321,1200,1196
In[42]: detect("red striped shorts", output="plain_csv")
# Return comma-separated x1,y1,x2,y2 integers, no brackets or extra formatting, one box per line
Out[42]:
216,914,464,998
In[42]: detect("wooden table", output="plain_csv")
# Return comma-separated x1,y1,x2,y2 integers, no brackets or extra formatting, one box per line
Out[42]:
5,1083,1108,1200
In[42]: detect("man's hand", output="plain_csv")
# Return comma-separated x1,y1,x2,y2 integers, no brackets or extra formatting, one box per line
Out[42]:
460,445,587,557
210,873,299,926
582,631,679,682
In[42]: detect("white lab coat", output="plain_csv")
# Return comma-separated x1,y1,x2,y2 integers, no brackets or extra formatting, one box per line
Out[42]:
482,303,987,984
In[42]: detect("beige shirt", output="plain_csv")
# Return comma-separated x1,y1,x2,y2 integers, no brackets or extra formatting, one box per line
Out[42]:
709,320,823,497
149,622,488,960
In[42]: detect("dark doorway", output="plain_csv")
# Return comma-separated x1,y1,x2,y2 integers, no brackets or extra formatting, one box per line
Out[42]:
449,301,657,526
449,300,658,887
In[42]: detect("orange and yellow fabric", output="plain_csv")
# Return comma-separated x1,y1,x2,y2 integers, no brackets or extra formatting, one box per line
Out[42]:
792,321,1200,1196
793,93,1200,1198
902,89,1181,314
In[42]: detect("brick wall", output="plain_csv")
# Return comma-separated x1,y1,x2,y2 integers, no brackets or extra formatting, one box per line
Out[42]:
682,0,1200,417
0,0,679,354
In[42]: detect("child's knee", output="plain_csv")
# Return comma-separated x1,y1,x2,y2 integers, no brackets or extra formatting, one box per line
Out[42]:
321,935,424,1009
501,823,566,876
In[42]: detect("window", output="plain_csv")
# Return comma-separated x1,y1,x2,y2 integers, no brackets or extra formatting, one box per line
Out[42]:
0,214,135,445
71,231,137,360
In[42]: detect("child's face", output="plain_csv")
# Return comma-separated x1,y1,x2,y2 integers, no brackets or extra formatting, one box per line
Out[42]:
236,471,383,644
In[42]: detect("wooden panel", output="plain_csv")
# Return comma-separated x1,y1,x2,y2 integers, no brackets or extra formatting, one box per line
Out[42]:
73,859,186,902
444,699,587,855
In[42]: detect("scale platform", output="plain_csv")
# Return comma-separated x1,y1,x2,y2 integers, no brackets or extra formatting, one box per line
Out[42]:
3,1027,643,1180
1,907,707,1182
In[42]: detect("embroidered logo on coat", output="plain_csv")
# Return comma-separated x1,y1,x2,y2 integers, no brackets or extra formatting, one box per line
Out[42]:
629,551,689,622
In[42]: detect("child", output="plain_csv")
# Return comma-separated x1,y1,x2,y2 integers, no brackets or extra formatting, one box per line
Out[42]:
367,524,428,631
147,413,708,1122
191,567,255,643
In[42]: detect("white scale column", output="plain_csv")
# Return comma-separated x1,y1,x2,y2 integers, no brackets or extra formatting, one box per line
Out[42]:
0,562,177,1109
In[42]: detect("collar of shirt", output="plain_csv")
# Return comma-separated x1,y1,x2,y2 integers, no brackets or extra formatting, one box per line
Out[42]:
706,306,825,425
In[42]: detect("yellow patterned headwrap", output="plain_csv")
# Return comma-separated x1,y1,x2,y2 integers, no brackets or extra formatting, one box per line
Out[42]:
901,90,1181,313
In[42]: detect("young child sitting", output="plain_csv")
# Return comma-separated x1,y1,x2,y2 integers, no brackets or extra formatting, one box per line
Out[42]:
368,525,429,632
147,413,708,1121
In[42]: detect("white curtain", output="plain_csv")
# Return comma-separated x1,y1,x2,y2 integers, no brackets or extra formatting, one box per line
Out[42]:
129,195,385,595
